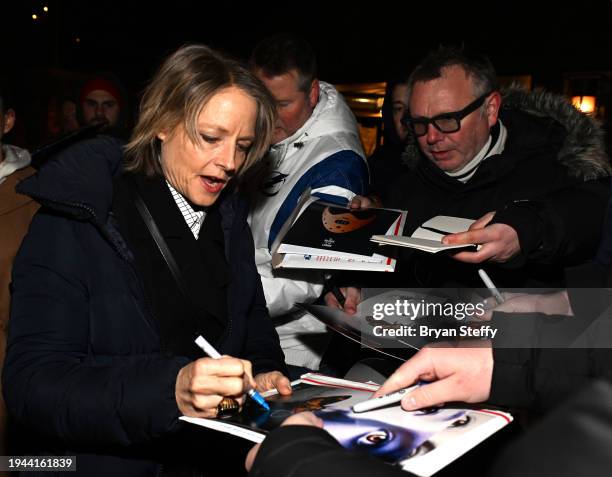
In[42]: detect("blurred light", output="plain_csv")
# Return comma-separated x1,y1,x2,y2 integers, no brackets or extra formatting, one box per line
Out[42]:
353,97,377,104
32,14,38,20
571,95,597,114
43,6,49,12
75,38,81,43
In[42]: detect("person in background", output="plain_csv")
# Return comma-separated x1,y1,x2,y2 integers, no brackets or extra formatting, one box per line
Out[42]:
367,77,412,204
3,44,289,476
59,96,81,134
45,96,81,141
79,72,129,139
247,34,369,375
0,80,39,476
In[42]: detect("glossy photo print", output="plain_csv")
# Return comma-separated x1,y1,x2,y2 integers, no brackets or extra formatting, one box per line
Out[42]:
316,406,466,464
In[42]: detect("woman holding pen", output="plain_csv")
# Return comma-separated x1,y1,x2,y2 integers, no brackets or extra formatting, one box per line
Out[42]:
4,44,290,476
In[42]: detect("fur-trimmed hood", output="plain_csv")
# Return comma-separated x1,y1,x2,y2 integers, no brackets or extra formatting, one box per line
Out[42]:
401,86,611,181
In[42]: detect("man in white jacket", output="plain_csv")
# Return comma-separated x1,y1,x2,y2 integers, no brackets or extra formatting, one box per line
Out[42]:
249,34,369,371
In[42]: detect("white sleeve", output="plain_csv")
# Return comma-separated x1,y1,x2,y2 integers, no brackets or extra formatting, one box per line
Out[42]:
310,186,356,202
255,248,325,318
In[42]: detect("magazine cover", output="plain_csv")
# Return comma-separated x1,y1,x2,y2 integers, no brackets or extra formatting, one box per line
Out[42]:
180,374,512,476
271,194,407,271
278,200,405,257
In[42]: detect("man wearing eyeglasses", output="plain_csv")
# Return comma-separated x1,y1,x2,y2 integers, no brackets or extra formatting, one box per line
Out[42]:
406,87,496,175
319,48,612,469
330,46,610,313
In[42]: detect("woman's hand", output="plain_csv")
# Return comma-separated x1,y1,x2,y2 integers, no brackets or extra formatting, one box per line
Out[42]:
175,356,254,418
254,371,292,396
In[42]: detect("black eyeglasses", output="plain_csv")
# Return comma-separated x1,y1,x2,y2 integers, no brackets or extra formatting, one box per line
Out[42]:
402,91,492,137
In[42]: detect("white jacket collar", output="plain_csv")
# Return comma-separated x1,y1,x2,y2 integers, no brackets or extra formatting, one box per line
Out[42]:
272,81,360,150
0,144,31,185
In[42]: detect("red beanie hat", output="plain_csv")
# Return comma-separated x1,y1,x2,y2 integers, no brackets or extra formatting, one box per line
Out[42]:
80,78,124,108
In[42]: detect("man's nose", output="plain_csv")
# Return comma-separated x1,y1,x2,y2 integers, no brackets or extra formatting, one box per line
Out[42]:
426,123,443,143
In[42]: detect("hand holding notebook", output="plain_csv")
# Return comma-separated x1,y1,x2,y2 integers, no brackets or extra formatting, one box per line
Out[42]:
371,215,477,253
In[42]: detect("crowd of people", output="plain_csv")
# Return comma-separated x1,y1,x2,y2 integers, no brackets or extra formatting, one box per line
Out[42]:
1,35,611,477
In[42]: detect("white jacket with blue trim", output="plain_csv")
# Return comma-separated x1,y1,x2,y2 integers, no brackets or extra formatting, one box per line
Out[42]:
248,81,368,319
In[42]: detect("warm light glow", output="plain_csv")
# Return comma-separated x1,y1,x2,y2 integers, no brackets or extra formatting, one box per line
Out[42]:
354,97,377,104
75,38,81,43
32,14,38,20
571,95,596,114
43,6,49,12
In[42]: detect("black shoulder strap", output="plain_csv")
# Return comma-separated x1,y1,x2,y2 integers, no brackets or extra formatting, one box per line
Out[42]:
130,182,194,306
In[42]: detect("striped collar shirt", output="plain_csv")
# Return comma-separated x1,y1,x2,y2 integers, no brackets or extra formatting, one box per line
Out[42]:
166,181,206,239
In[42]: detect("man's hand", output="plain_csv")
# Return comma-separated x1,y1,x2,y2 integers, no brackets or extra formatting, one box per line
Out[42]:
349,195,381,209
481,290,573,320
443,212,521,264
245,412,324,471
175,357,253,418
254,371,292,396
324,286,362,315
374,341,493,410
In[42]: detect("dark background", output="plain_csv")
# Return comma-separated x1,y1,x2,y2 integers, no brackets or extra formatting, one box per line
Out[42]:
4,0,612,147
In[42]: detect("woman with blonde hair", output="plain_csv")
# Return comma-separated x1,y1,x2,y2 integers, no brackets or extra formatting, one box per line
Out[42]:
4,44,290,476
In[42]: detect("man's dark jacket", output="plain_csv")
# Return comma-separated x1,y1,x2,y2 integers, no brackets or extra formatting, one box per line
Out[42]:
2,137,286,476
386,87,611,288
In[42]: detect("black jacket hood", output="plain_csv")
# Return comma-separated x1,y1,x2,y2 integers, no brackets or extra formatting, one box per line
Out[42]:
17,136,124,222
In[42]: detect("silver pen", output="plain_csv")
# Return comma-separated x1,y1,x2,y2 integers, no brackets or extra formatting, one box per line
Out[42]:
478,269,505,305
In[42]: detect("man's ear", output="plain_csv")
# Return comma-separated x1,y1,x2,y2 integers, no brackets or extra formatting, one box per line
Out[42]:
157,131,167,142
308,79,320,108
485,92,501,128
2,109,15,134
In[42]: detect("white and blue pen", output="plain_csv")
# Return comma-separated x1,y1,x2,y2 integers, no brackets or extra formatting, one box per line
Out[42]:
195,335,270,412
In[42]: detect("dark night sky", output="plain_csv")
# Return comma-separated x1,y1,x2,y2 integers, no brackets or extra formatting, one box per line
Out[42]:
7,0,612,87
4,0,612,147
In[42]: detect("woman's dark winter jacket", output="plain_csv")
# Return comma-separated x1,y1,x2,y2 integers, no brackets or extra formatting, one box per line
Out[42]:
2,137,286,476
385,87,611,288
